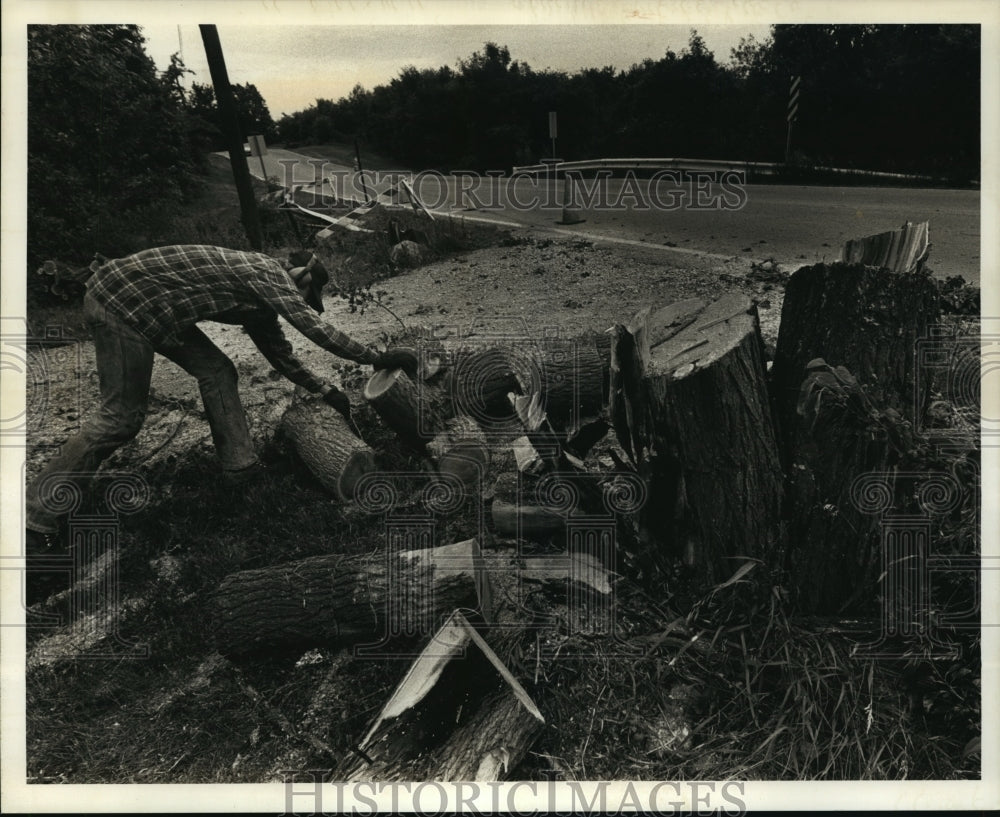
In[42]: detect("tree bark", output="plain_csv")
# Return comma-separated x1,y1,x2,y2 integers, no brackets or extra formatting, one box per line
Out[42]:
639,293,785,582
209,539,491,656
425,415,491,489
279,389,377,502
340,611,544,782
515,337,608,435
364,368,448,446
770,260,940,436
770,249,942,614
781,363,895,614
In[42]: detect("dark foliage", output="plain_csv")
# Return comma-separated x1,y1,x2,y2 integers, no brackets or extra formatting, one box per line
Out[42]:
187,80,277,150
27,25,208,270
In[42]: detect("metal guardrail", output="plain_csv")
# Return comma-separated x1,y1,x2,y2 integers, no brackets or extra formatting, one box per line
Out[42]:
510,157,950,184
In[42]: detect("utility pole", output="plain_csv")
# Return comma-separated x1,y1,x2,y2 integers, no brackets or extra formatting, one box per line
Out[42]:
199,24,263,250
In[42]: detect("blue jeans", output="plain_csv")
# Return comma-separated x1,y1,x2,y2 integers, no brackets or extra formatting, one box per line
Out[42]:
26,294,258,533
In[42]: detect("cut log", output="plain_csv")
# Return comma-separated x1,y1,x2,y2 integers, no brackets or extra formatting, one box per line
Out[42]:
364,368,448,445
280,389,377,502
209,538,491,656
514,337,608,434
425,415,491,489
341,610,544,781
641,293,784,582
451,347,523,425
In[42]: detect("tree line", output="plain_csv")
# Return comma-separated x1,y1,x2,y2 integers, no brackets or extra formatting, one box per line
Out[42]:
275,25,979,182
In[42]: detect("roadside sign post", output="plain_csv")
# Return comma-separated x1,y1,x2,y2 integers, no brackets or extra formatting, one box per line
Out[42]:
548,111,558,161
785,75,801,164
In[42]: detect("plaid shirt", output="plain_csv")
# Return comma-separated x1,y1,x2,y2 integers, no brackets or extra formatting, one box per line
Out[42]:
87,245,376,393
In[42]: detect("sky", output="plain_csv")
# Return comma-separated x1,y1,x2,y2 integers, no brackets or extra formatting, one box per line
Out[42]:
141,24,773,118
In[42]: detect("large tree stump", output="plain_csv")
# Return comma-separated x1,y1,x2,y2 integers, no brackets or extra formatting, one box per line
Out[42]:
280,389,377,502
209,539,491,656
770,259,940,436
770,226,943,614
639,293,784,582
341,611,544,781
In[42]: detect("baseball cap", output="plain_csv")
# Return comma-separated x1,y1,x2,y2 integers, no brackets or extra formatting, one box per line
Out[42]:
290,254,329,313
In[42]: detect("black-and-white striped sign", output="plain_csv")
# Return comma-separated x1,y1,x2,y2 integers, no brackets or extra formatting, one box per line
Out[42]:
788,75,801,123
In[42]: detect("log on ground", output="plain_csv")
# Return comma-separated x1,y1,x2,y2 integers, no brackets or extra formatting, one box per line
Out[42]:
364,368,449,446
513,336,609,435
341,610,544,782
209,538,492,656
425,415,491,489
280,389,377,502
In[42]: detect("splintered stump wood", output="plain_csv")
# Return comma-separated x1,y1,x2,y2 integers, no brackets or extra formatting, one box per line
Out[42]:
341,611,544,782
280,389,377,501
638,293,784,581
209,539,491,656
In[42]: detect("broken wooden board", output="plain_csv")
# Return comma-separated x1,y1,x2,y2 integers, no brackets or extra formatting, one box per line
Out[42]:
341,610,544,781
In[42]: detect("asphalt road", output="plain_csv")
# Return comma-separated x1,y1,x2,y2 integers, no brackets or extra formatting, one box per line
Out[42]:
243,148,981,283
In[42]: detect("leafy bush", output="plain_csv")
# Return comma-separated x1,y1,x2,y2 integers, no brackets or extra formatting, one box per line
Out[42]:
27,25,208,271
